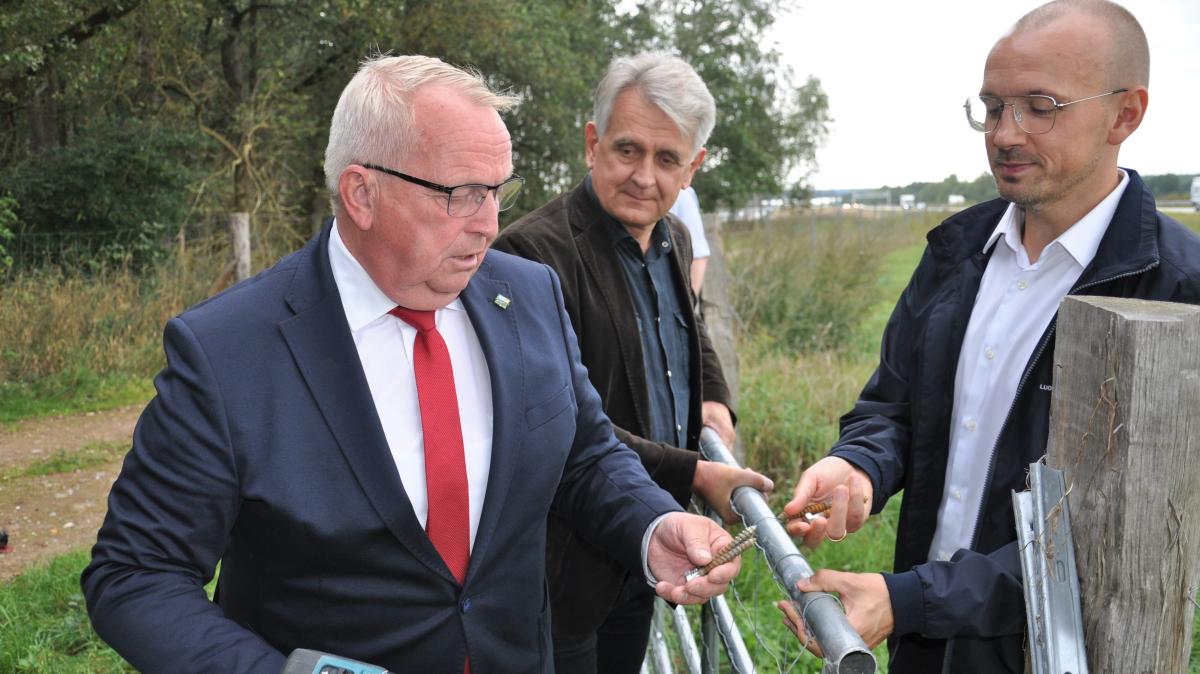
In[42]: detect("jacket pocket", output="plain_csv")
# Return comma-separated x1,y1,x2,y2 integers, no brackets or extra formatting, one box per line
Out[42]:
526,383,572,430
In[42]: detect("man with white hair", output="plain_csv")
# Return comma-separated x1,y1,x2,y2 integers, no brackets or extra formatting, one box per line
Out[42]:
82,54,744,674
494,53,771,673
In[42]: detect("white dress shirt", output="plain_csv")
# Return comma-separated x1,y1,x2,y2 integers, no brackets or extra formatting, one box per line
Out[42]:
328,221,494,550
928,171,1129,562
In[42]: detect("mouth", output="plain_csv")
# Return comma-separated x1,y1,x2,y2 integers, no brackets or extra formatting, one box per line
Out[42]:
449,251,483,268
993,159,1037,180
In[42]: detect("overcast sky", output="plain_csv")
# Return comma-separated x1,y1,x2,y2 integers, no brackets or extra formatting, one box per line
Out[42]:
769,0,1200,190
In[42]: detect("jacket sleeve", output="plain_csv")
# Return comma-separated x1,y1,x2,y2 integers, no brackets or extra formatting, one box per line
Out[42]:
81,317,286,674
883,541,1025,639
828,247,938,511
493,227,699,504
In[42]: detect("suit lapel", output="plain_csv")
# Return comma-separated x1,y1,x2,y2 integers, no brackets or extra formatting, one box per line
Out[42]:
572,189,653,433
278,227,455,583
459,260,521,581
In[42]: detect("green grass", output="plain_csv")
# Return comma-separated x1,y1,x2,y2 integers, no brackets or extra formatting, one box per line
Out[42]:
0,372,152,426
0,441,128,483
0,550,136,674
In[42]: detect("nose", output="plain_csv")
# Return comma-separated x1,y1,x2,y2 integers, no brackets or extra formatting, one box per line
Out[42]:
990,103,1026,148
464,195,499,238
629,155,655,188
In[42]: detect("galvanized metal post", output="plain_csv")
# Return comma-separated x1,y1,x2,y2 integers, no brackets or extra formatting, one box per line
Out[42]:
699,428,876,674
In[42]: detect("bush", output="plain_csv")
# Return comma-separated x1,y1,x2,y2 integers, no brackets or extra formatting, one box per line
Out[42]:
3,118,201,272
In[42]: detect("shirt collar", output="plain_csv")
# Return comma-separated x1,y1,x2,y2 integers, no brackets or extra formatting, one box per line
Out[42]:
328,219,463,333
982,169,1129,268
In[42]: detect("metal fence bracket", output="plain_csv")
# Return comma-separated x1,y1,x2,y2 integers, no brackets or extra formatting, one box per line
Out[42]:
1012,462,1089,674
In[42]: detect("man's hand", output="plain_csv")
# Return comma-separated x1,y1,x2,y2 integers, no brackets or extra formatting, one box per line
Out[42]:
782,457,873,549
647,512,741,605
776,570,893,656
701,401,735,448
692,460,773,523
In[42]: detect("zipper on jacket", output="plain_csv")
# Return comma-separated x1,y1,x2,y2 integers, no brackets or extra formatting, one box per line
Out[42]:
940,259,1157,674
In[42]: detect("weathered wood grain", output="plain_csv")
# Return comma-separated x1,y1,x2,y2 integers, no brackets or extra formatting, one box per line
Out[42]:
1046,296,1200,673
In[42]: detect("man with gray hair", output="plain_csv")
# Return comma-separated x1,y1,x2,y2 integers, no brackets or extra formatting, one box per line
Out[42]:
82,54,745,674
494,52,772,673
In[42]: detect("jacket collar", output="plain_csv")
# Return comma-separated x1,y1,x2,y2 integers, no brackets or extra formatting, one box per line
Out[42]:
926,168,1160,284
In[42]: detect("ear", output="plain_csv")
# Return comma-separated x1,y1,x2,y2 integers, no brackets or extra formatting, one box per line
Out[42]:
584,121,600,170
338,165,375,232
682,148,707,188
1107,87,1148,146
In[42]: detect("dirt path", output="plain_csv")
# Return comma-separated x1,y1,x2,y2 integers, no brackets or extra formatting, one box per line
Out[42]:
0,405,142,582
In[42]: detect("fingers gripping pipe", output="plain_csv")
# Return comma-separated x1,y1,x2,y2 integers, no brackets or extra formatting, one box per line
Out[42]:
698,428,876,674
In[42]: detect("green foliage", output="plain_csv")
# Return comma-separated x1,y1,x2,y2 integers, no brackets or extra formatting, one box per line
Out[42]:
1,0,832,261
0,195,16,271
655,0,832,210
1143,172,1198,199
3,118,202,271
883,171,999,205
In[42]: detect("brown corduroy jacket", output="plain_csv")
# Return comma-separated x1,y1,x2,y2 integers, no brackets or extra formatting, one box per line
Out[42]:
491,179,733,636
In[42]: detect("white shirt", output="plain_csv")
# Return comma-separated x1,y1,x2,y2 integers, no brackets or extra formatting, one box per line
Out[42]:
669,186,710,258
328,222,494,550
928,171,1129,562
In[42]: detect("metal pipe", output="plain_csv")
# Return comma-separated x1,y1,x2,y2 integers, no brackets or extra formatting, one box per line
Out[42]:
710,594,756,673
699,428,877,674
648,599,676,674
669,602,702,674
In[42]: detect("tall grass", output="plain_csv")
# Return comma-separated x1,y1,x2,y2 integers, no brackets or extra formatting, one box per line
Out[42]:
703,208,938,671
0,241,223,421
727,209,938,476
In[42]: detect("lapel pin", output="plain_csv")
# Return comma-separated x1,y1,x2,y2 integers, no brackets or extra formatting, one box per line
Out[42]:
493,294,511,310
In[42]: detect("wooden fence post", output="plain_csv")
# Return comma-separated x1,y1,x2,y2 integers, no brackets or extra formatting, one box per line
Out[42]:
230,212,251,282
1045,296,1200,672
698,211,744,463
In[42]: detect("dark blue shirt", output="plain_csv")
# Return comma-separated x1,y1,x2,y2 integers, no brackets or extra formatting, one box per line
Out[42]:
586,178,691,447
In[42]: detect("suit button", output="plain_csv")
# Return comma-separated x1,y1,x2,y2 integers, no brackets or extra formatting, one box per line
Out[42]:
461,597,472,613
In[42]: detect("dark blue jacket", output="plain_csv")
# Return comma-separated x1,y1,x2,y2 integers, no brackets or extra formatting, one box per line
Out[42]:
831,170,1200,673
81,224,681,674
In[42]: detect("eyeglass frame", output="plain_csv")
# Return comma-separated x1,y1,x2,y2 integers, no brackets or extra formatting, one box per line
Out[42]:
361,162,525,217
963,88,1128,135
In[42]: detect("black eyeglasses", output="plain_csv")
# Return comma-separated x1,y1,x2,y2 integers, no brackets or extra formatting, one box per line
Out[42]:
362,163,524,217
963,88,1128,135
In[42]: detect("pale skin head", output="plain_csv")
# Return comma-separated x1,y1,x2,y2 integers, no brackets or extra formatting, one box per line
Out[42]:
981,7,1147,257
585,88,706,251
335,84,513,310
776,2,1153,652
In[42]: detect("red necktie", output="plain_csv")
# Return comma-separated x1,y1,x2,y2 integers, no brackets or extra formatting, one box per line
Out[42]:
390,307,471,585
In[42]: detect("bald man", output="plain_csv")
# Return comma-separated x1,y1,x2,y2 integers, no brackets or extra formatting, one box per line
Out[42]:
777,1,1200,672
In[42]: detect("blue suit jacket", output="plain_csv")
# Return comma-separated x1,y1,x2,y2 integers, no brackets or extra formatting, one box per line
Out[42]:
82,225,681,674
